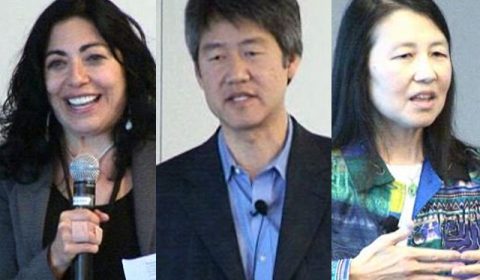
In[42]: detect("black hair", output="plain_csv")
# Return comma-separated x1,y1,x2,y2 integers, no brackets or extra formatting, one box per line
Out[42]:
184,0,302,67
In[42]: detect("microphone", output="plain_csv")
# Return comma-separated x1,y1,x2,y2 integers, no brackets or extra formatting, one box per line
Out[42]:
381,216,399,234
251,200,268,216
70,154,100,280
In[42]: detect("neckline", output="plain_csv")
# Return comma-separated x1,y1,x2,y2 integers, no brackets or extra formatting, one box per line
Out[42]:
51,184,131,207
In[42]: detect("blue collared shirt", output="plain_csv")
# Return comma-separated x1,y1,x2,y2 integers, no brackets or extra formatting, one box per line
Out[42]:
218,118,293,280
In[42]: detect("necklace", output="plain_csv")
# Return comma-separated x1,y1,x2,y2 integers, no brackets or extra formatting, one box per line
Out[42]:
387,163,422,198
67,142,115,163
406,165,422,197
406,180,418,197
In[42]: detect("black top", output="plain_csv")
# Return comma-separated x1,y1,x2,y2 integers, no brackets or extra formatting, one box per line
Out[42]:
43,187,141,279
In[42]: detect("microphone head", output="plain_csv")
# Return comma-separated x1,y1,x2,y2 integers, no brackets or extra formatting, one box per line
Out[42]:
69,153,100,182
254,200,268,216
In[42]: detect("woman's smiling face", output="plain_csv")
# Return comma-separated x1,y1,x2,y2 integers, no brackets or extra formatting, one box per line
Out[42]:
45,16,127,138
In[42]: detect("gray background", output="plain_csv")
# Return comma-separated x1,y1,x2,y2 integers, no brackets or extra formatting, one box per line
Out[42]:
332,0,480,147
159,0,332,162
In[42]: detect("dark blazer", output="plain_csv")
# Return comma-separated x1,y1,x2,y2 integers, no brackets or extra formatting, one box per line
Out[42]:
0,141,156,280
157,121,331,280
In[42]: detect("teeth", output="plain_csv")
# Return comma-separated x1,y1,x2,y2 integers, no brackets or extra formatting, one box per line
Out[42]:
412,94,433,100
232,96,249,102
68,96,97,106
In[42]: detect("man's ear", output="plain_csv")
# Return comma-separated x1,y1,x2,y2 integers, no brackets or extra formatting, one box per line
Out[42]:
286,54,301,82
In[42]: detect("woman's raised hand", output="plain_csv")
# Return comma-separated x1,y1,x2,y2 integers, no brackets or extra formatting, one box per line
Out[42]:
48,209,109,278
350,227,464,280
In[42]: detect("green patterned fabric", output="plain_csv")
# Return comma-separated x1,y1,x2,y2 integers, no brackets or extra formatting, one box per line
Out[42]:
332,145,480,280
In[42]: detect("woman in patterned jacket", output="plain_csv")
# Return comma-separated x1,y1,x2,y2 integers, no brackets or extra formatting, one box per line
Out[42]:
332,0,480,279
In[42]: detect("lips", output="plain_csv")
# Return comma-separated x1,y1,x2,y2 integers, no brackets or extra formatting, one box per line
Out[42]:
226,92,256,103
409,91,436,101
409,91,438,110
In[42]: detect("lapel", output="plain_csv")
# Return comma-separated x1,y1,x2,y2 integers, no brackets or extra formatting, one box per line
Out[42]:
15,141,157,258
180,133,245,280
132,141,156,254
273,122,331,280
342,143,394,192
15,165,52,259
413,160,442,217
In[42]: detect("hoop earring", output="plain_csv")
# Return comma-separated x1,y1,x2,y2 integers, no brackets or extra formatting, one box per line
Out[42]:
45,112,51,142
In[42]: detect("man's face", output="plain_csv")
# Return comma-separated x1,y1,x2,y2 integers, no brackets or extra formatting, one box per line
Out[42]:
196,18,300,133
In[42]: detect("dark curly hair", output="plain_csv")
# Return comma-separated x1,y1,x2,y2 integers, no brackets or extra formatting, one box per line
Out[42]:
0,0,155,184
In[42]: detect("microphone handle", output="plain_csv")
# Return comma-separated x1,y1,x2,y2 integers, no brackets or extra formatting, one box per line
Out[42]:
75,253,93,280
73,180,96,280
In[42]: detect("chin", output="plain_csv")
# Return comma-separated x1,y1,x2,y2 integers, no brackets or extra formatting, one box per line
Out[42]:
224,120,263,132
65,126,106,137
410,121,436,130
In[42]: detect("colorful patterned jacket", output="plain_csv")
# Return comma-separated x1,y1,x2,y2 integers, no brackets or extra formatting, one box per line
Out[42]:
331,144,480,280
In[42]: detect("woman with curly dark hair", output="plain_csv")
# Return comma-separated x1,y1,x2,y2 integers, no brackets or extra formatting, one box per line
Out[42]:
0,0,155,278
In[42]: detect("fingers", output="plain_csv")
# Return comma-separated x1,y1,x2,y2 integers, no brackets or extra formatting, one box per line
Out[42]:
449,250,480,277
361,227,411,257
378,227,412,246
49,208,107,272
409,247,461,262
461,250,480,261
63,242,101,254
62,209,106,246
60,208,109,225
452,263,480,277
412,260,464,274
94,209,110,222
71,221,103,244
409,275,460,280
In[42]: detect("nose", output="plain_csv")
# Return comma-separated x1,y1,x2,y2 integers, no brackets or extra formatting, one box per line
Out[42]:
414,56,436,83
68,59,89,87
225,54,250,85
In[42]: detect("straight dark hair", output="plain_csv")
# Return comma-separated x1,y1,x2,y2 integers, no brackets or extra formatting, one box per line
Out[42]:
0,0,155,183
332,0,478,182
184,0,302,67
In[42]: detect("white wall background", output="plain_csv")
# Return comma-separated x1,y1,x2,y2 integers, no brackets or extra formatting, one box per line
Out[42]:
0,0,157,157
159,0,332,162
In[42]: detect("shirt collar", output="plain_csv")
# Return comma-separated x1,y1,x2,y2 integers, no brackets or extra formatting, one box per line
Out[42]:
341,141,471,191
218,116,293,181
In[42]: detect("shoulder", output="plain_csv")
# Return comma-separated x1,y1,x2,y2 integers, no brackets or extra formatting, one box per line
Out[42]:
290,120,331,157
132,140,156,178
156,133,220,192
136,140,155,156
157,133,218,175
0,164,52,195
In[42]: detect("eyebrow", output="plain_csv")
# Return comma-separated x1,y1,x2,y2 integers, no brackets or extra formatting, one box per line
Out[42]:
239,37,268,46
392,40,449,50
45,42,108,58
200,36,268,52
